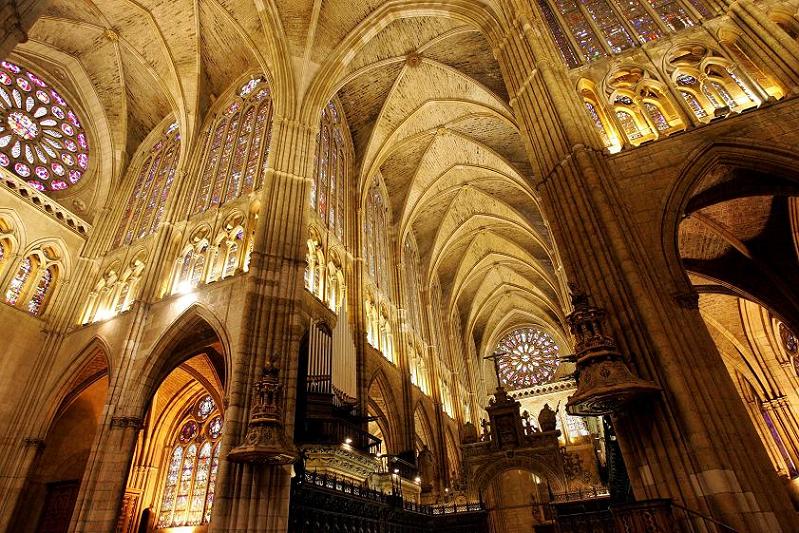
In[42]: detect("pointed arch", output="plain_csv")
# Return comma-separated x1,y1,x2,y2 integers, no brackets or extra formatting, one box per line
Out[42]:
367,369,402,454
130,304,232,416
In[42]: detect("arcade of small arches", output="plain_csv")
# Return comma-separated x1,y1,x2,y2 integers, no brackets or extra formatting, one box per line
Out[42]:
3,0,799,533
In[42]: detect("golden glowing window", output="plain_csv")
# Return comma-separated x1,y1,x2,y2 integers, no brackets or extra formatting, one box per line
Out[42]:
158,395,223,528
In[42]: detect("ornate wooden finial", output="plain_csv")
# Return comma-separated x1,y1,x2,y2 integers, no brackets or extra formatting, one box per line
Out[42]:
228,359,297,464
565,288,659,416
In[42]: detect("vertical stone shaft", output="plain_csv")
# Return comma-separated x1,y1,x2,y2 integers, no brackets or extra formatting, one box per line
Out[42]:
210,115,315,533
494,0,799,530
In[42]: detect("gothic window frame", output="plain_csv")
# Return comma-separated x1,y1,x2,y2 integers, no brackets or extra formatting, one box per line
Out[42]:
4,244,61,316
494,327,561,390
311,100,349,242
81,254,145,324
157,394,223,528
173,227,212,294
0,60,91,192
363,174,391,294
190,75,273,217
113,120,181,247
537,0,711,67
402,233,424,335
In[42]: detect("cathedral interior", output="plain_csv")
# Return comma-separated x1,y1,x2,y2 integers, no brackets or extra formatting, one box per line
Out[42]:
4,0,799,531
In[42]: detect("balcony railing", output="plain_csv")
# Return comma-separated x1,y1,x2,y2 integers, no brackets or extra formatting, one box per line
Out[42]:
296,416,382,455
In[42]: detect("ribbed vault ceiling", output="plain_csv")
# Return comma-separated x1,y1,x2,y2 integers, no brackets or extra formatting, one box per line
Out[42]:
20,0,568,369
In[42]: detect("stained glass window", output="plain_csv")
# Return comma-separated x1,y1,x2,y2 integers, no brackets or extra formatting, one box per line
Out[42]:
158,446,183,527
196,395,215,420
0,61,89,192
312,101,348,240
5,256,32,305
584,101,610,145
113,122,181,247
158,395,224,528
495,328,560,390
364,176,390,291
643,102,670,131
191,76,273,216
27,266,53,315
539,0,707,66
538,0,580,68
615,110,643,140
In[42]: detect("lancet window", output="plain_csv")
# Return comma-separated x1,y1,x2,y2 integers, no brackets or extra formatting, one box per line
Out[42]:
311,100,348,241
538,0,711,66
363,175,391,292
209,213,249,283
304,231,325,301
81,256,145,323
3,244,60,316
0,218,15,275
113,122,181,246
666,45,761,121
173,228,211,293
578,79,619,151
409,347,430,396
403,235,423,334
606,67,685,145
191,76,273,216
0,60,90,192
495,328,560,390
157,394,223,528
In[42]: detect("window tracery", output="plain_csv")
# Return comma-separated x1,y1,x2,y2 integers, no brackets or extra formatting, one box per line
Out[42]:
173,228,211,294
409,346,430,396
666,44,762,121
3,244,60,315
191,76,273,216
606,67,685,145
208,213,249,283
0,60,89,192
311,100,348,241
363,175,391,292
578,79,620,151
158,394,223,528
403,235,423,334
114,122,181,247
81,257,145,323
539,0,710,66
495,328,560,390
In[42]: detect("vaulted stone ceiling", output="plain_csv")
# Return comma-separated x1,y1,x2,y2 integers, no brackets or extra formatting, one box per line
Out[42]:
679,166,799,333
19,0,568,366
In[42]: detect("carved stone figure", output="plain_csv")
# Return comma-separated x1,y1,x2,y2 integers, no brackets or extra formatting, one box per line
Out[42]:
538,403,557,432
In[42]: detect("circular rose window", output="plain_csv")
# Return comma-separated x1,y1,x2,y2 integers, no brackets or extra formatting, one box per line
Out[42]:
0,60,89,192
495,328,560,390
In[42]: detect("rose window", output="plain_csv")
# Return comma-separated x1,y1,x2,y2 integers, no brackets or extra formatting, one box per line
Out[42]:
0,60,89,192
495,328,560,390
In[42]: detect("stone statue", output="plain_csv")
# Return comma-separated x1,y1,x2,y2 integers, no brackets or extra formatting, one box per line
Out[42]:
538,403,557,432
417,446,435,492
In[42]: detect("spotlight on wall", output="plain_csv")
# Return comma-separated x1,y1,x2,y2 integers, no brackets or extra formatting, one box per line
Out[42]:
393,468,399,474
414,476,421,484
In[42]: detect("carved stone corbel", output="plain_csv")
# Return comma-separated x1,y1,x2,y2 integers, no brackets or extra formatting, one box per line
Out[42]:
228,360,297,464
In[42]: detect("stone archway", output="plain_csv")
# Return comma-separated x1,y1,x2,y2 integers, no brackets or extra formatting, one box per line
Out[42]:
472,457,562,533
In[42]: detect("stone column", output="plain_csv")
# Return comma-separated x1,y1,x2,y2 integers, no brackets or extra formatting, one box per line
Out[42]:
493,1,799,530
210,115,315,533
